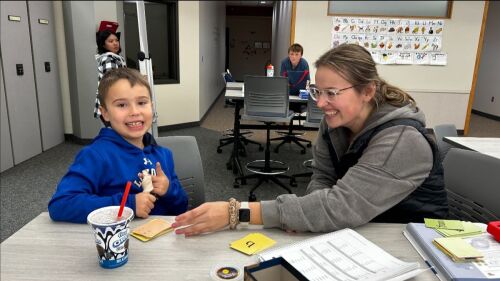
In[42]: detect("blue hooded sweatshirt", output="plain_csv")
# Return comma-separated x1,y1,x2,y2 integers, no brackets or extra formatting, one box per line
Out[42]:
48,128,188,223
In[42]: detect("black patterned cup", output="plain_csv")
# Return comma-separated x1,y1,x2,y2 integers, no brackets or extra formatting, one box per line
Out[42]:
87,206,134,269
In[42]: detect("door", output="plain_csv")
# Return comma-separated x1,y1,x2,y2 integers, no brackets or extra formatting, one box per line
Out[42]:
28,1,64,150
0,1,42,164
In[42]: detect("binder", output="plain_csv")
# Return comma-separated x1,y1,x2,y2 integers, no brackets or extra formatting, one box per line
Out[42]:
403,223,500,281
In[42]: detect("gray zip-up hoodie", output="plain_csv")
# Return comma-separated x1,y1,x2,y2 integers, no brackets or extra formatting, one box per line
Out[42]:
261,103,434,232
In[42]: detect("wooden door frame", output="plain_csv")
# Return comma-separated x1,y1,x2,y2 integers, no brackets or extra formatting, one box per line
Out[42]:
464,1,489,136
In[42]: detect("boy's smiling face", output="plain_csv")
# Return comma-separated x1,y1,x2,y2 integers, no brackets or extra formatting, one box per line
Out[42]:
100,79,153,148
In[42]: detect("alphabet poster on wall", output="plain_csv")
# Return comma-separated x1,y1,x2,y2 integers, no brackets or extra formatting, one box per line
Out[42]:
331,17,447,65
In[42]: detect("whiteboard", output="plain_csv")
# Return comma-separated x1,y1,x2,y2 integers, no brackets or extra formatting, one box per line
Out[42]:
328,1,452,19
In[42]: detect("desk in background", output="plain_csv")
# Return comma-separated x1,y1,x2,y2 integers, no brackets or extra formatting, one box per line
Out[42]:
1,213,437,281
443,137,500,160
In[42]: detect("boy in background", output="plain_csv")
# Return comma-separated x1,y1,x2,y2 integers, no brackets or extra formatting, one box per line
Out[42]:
49,68,188,223
280,43,310,97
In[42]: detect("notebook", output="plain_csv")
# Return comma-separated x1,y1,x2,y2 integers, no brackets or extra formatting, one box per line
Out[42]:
258,228,425,281
404,222,500,281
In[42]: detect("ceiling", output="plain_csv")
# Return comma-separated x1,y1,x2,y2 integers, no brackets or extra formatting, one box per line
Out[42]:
225,1,274,7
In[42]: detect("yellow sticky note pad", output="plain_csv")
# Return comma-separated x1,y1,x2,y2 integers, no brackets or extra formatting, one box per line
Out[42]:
433,237,483,262
131,219,173,242
230,233,276,255
424,218,464,231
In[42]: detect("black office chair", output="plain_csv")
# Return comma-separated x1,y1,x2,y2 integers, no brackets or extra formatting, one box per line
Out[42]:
433,123,458,162
443,148,500,223
290,96,323,184
217,71,263,156
270,107,311,155
234,76,296,201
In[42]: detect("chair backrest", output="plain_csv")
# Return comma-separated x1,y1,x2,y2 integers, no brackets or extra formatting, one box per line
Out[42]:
155,136,206,210
303,95,323,128
443,148,500,223
433,124,457,161
222,69,235,84
244,75,289,118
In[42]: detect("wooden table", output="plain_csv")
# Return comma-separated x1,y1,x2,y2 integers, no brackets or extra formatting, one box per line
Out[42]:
443,137,500,159
0,213,438,281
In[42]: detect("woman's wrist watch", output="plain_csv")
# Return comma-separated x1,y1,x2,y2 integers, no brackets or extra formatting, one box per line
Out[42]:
238,201,250,228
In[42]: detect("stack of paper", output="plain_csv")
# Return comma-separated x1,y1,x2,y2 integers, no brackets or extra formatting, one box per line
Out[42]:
131,219,173,242
432,237,484,262
230,233,275,255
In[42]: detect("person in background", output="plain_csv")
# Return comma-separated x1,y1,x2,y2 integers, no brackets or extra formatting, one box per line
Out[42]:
280,43,310,96
48,68,188,223
171,43,448,236
94,29,127,125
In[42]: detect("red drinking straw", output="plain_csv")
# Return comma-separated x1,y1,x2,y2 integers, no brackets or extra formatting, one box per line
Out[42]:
117,181,132,219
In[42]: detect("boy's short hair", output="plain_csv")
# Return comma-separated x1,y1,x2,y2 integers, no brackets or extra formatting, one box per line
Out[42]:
288,43,304,55
98,68,151,108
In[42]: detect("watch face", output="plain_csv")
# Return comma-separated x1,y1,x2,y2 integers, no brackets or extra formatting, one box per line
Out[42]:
239,209,250,223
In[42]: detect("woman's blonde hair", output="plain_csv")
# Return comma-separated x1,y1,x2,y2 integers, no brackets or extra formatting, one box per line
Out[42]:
314,44,415,108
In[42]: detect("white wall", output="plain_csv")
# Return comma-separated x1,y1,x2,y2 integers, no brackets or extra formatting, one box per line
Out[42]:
199,1,226,118
154,1,200,126
53,1,72,134
294,1,486,129
473,1,500,117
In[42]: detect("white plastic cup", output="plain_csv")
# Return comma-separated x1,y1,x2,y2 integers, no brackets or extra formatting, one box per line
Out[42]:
87,206,134,269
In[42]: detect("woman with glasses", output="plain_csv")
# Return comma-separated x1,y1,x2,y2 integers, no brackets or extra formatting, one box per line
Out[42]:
172,44,448,236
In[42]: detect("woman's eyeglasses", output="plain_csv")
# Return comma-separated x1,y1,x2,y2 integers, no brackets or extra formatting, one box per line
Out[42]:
308,84,359,102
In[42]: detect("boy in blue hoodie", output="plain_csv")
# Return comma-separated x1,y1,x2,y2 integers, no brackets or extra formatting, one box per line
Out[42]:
48,68,188,223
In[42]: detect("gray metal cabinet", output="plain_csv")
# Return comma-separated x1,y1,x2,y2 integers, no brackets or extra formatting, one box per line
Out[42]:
27,1,64,151
0,1,42,165
1,57,14,172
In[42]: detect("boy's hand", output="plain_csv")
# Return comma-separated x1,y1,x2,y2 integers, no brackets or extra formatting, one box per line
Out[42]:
152,162,169,197
135,192,156,218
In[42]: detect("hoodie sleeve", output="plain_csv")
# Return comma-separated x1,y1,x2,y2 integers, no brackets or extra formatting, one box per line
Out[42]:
260,125,433,232
156,148,188,215
48,147,134,223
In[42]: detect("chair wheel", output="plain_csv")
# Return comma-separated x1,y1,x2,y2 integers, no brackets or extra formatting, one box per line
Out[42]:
249,193,257,202
307,143,312,148
226,162,232,170
217,148,222,153
301,149,306,155
258,146,264,151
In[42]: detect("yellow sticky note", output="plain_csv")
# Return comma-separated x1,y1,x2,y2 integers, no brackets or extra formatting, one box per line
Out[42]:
435,221,483,238
230,233,276,255
424,218,464,231
433,237,483,262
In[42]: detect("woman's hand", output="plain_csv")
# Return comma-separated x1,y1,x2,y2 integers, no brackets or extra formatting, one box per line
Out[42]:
135,192,156,218
171,202,229,236
152,162,169,197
